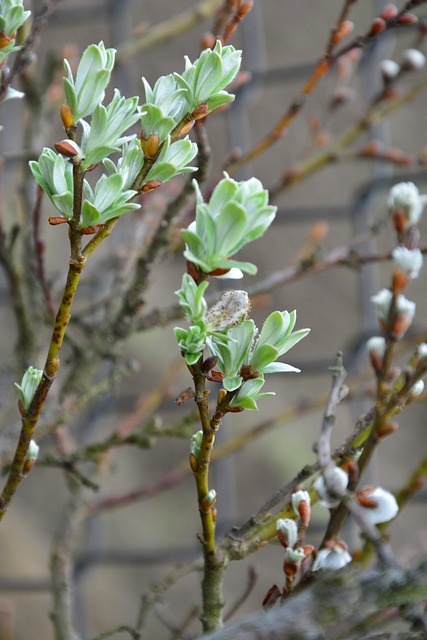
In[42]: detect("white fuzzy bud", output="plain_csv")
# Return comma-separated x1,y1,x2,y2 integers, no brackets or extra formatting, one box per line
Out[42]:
392,246,423,279
314,467,349,508
276,518,298,548
388,182,425,226
357,486,398,524
366,336,386,356
206,290,250,331
312,541,352,571
380,59,400,81
284,547,305,564
25,440,39,462
291,490,311,516
401,48,426,71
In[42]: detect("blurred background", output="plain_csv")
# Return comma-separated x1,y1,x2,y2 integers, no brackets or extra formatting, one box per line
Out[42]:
1,1,427,638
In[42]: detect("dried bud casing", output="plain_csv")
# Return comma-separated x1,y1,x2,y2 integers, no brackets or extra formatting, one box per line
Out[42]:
192,103,209,120
262,585,281,611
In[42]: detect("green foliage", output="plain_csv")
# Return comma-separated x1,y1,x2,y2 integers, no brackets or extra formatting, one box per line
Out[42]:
14,367,43,412
80,90,141,169
63,42,116,122
182,175,277,276
29,149,74,218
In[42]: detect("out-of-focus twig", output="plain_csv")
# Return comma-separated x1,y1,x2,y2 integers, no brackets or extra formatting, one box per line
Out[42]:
117,0,224,62
271,73,427,197
0,0,60,102
225,0,427,176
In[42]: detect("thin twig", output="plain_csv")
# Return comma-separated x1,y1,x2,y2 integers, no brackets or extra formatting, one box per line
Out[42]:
0,0,60,102
225,0,427,176
117,0,224,62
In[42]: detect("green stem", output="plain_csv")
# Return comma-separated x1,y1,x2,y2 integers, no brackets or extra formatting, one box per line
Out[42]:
192,364,228,632
0,258,85,519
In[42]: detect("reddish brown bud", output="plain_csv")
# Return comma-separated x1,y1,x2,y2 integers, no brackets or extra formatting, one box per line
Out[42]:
60,103,74,129
297,499,311,528
356,487,378,508
262,585,281,611
380,4,398,20
206,369,224,382
142,180,162,192
283,558,300,579
343,459,359,484
303,544,315,559
226,406,244,413
81,224,105,235
202,355,218,374
186,260,199,282
237,1,253,19
391,208,409,233
369,17,387,36
54,139,82,159
48,216,69,226
392,268,410,294
240,364,259,380
390,313,413,338
397,13,418,25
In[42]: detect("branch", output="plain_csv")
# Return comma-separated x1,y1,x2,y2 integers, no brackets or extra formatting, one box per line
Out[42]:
200,561,427,639
116,0,224,62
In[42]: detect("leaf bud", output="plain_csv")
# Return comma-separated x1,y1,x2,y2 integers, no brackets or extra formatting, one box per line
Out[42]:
140,132,160,158
60,103,74,129
142,180,162,192
369,17,386,37
22,440,40,476
179,120,195,137
379,3,398,20
54,139,83,162
189,453,199,473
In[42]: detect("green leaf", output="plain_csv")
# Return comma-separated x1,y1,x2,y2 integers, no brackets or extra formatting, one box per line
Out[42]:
250,344,278,371
81,201,100,227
